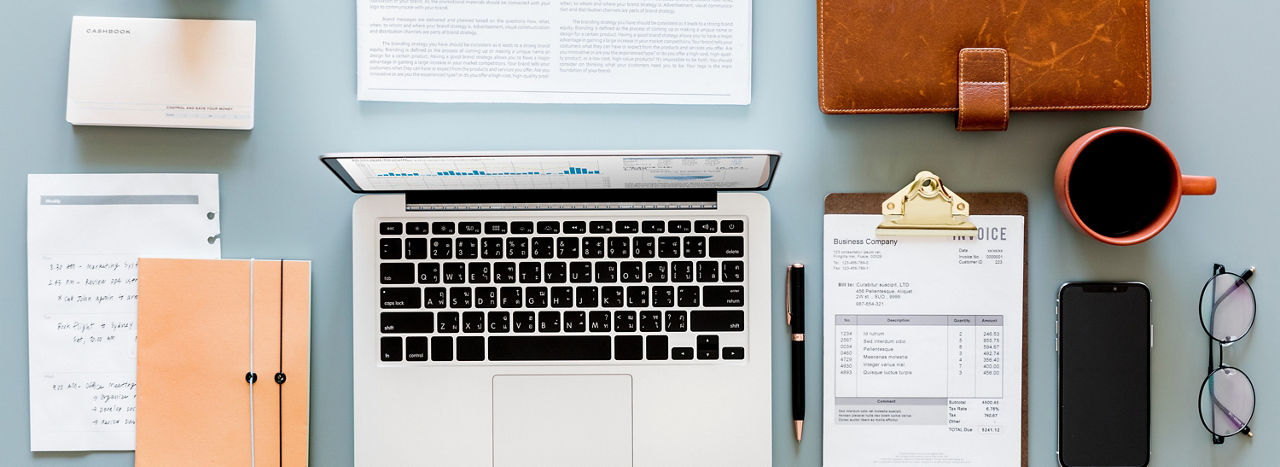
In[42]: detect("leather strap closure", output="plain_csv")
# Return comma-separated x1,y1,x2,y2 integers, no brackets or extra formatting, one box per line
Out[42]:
956,48,1009,131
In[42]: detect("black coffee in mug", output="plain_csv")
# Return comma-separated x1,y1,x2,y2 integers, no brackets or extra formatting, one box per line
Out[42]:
1067,132,1174,237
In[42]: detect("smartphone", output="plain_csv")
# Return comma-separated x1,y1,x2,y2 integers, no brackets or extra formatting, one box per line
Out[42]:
1057,282,1151,467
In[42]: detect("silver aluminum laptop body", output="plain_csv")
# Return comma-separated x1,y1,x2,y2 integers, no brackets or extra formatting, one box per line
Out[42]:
325,150,778,466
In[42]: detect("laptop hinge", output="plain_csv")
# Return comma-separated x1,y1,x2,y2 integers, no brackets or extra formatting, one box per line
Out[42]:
404,189,717,211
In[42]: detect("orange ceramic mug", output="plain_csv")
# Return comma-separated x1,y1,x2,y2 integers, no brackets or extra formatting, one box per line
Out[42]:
1055,127,1216,245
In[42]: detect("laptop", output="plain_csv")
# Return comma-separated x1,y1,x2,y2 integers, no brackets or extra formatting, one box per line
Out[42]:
323,150,780,466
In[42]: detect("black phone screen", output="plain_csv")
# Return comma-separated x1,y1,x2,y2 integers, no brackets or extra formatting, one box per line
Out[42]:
1058,283,1150,467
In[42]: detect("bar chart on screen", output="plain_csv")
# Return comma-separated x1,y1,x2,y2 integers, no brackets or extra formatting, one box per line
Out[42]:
355,158,612,191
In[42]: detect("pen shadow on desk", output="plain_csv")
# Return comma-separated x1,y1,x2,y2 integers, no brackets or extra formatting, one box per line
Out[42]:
72,126,247,168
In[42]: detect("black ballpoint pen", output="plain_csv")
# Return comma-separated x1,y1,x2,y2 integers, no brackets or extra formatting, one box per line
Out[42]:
786,263,805,442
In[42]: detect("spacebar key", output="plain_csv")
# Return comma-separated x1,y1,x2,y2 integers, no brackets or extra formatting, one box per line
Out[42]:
488,336,612,361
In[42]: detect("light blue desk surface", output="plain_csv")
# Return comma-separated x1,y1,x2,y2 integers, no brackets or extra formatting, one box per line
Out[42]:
3,1,1276,465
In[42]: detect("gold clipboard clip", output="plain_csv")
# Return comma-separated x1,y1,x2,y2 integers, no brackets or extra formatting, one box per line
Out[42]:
876,171,977,237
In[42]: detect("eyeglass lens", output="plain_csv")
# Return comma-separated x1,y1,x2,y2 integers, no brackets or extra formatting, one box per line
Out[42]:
1199,367,1255,437
1199,273,1255,344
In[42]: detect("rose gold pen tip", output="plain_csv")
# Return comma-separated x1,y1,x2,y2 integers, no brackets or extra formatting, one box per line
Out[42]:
794,420,803,441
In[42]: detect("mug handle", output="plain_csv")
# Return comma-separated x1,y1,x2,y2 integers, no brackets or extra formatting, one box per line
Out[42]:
1182,175,1217,195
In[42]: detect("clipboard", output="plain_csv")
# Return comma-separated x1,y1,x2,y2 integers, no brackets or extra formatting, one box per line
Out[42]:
823,171,1028,466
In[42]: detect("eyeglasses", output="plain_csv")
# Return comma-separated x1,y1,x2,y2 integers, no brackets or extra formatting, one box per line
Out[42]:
1197,264,1256,444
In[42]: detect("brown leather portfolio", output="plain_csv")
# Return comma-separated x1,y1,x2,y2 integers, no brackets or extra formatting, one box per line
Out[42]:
818,0,1151,131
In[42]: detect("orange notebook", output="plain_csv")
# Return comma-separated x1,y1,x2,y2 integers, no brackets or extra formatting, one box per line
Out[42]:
135,259,310,466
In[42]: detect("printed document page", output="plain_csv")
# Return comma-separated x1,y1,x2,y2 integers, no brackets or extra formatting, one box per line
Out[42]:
27,174,221,451
823,215,1023,466
356,0,751,104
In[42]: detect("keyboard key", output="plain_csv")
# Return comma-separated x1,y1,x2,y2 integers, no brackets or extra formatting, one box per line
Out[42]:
564,311,587,332
683,237,706,257
432,222,455,235
620,262,643,283
488,336,610,361
602,287,624,307
474,287,497,308
538,311,561,332
672,347,694,360
646,335,669,360
431,336,453,361
668,220,692,233
513,312,536,332
381,288,420,309
531,237,555,258
703,286,745,307
462,311,484,332
626,286,649,307
614,311,637,332
640,311,662,332
404,238,427,259
615,335,643,360
380,238,401,260
709,237,745,257
569,262,592,283
658,237,681,258
694,220,718,233
485,221,508,234
429,238,453,259
652,286,675,307
563,221,586,234
457,336,484,361
458,222,482,235
642,221,665,233
589,311,611,332
380,263,414,284
721,220,744,233
407,222,430,235
437,312,460,333
672,261,694,282
595,262,618,283
381,312,433,333
696,261,719,282
506,238,529,259
633,237,656,258
697,335,719,359
556,237,580,258
589,221,613,234
493,286,519,308
450,288,473,308
721,261,744,282
418,263,440,284
487,311,510,333
494,262,516,283
550,287,573,307
544,262,567,283
525,287,548,307
616,221,639,234
607,237,630,258
455,238,478,259
381,337,402,361
677,286,700,307
691,310,745,332
537,221,560,234
645,261,668,282
481,238,504,259
519,263,541,283
576,286,599,308
380,222,403,235
405,336,429,361
468,263,491,283
424,288,447,308
665,310,687,332
511,221,534,234
582,237,605,258
723,347,745,360
443,263,466,283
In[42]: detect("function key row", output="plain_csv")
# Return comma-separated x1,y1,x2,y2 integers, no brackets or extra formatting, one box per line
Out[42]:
380,334,744,362
380,236,744,260
380,220,744,236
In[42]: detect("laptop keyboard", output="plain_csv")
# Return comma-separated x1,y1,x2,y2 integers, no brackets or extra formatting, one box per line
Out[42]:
376,217,748,363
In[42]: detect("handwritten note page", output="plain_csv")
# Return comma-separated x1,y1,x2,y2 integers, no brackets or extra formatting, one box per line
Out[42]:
27,174,220,451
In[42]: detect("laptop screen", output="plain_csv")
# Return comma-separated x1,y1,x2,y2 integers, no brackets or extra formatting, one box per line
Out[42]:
322,151,780,193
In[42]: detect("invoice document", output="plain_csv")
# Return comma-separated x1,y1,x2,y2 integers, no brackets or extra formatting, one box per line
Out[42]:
823,214,1023,466
356,0,751,104
27,174,221,451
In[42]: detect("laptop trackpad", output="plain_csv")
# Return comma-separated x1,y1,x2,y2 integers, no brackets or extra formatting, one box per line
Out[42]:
493,374,632,467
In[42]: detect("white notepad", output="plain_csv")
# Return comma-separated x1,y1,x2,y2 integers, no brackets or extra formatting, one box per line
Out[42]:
66,17,256,130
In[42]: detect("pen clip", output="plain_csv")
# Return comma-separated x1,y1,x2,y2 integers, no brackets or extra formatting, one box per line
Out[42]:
785,266,793,327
